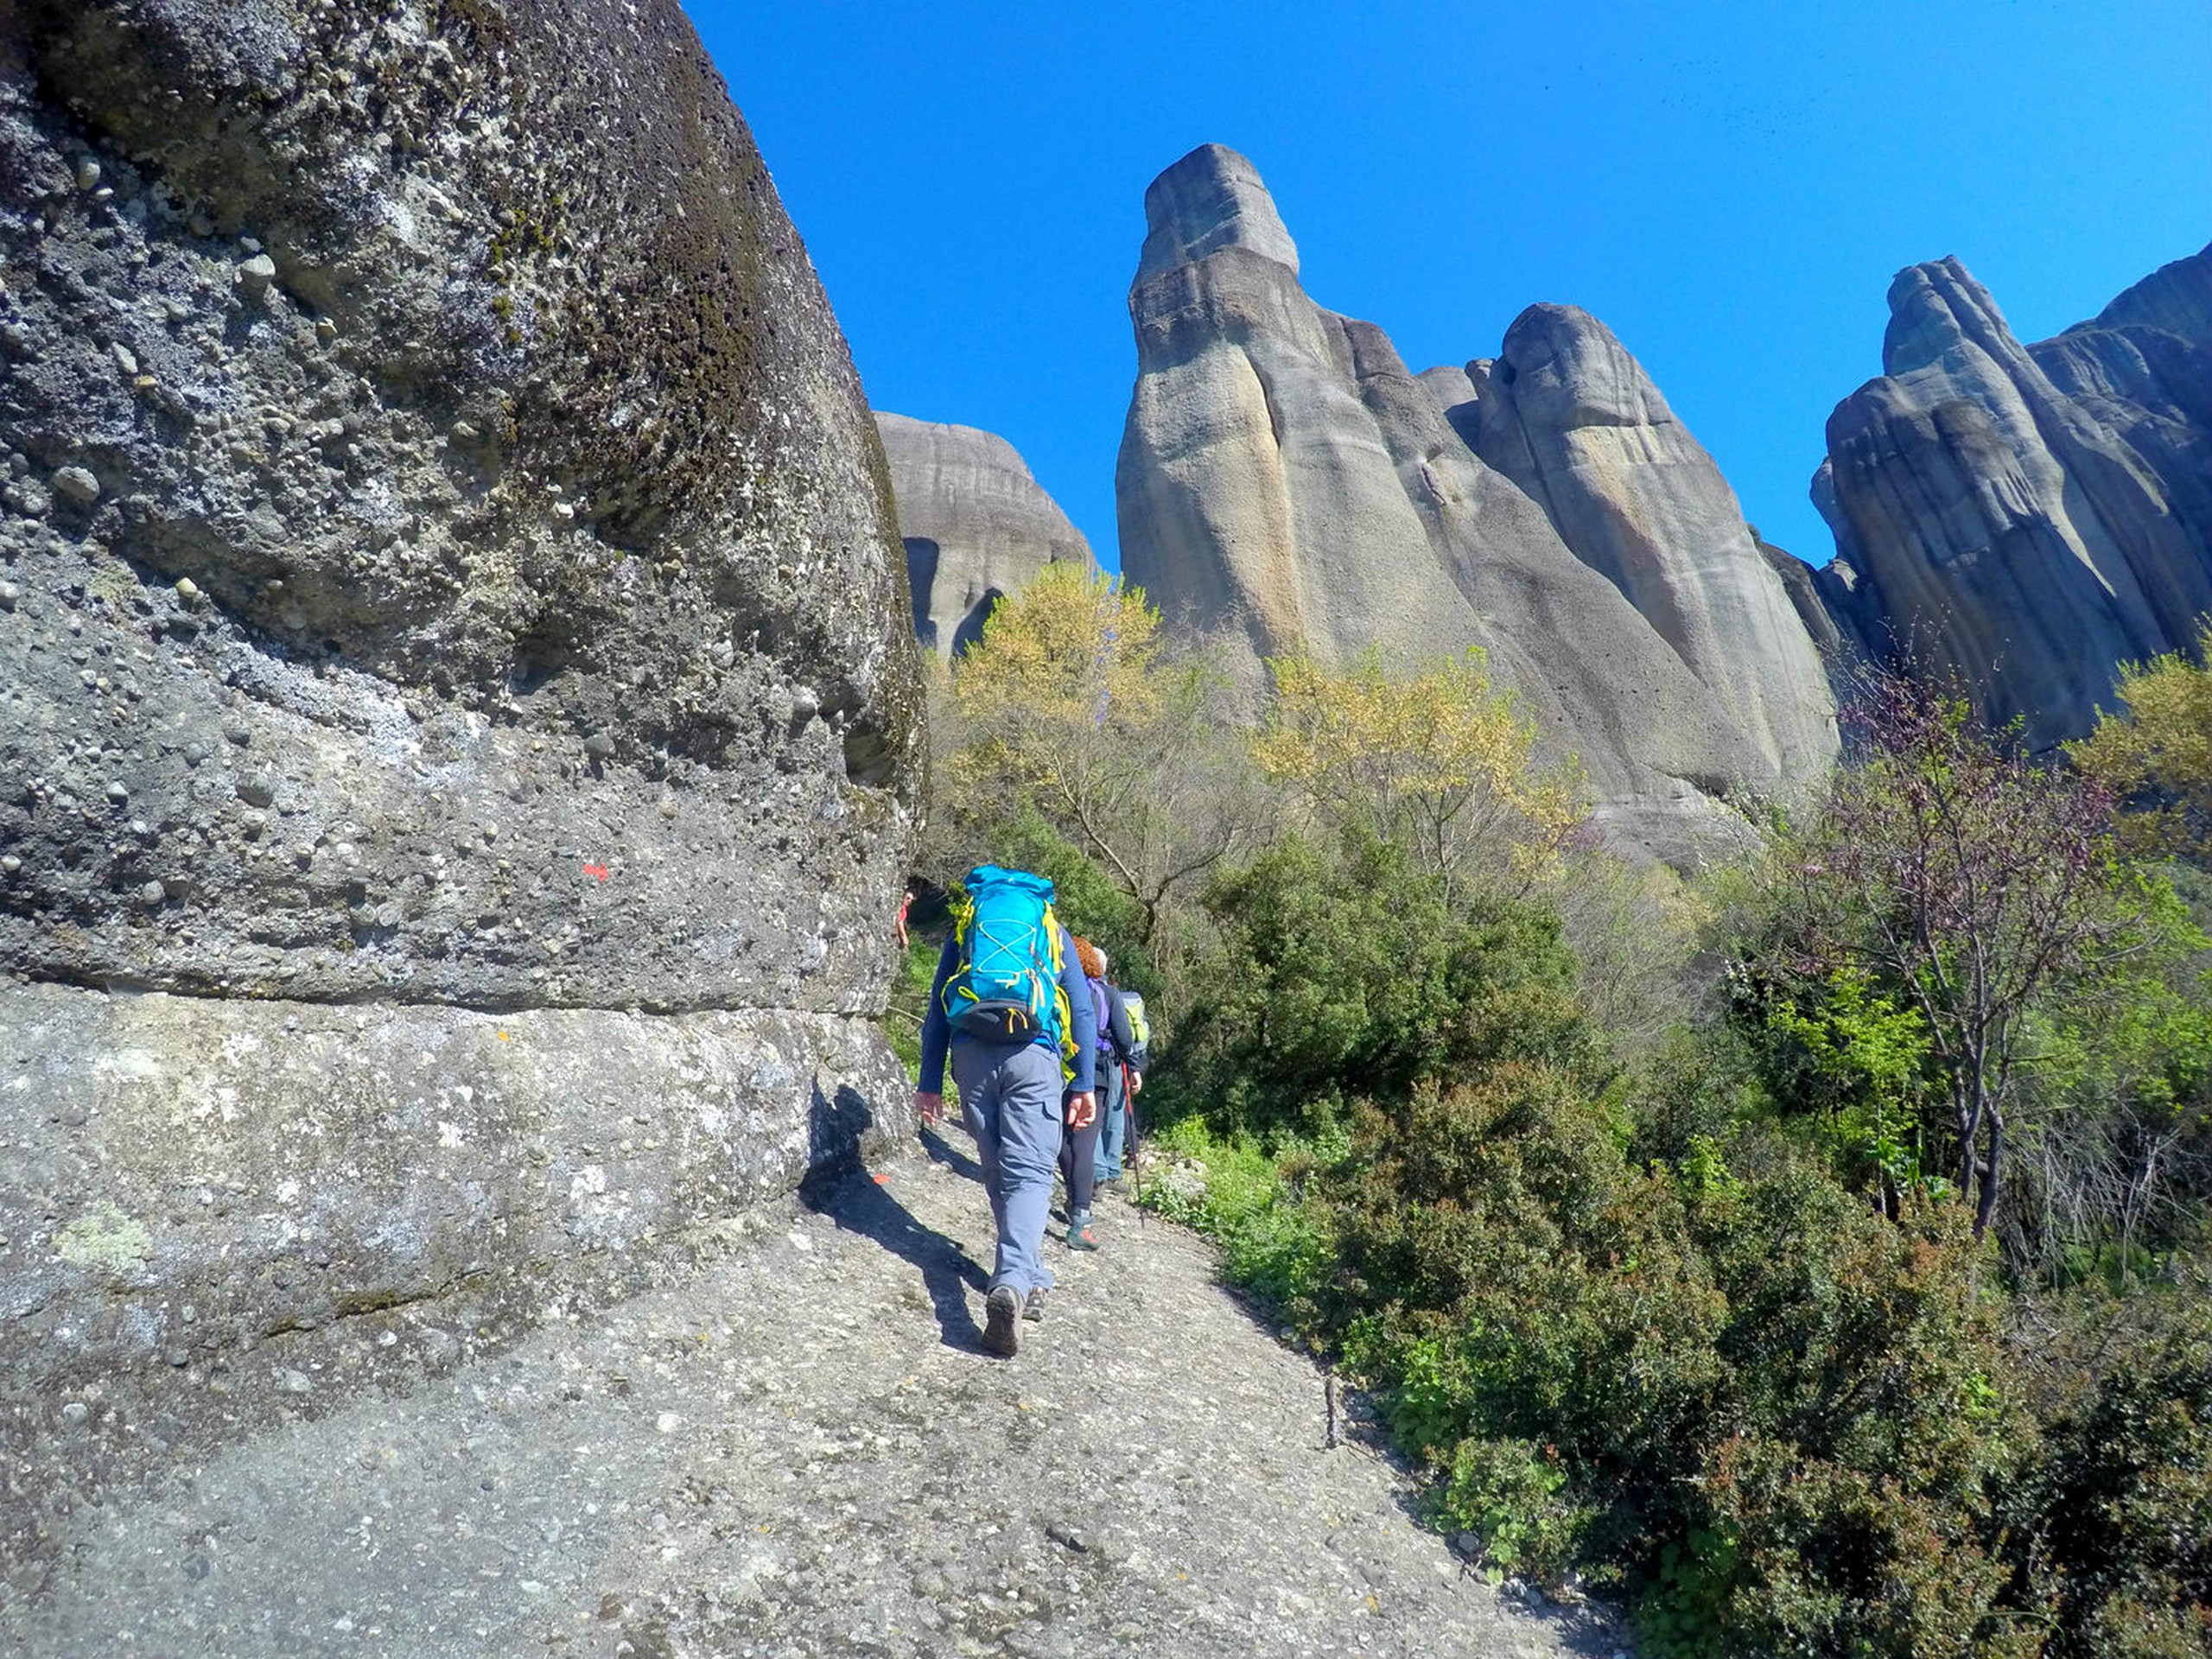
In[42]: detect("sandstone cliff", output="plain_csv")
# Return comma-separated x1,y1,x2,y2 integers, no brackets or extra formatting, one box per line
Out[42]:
1441,304,1836,782
875,411,1093,659
1116,144,1836,859
0,0,920,1576
1812,245,2212,747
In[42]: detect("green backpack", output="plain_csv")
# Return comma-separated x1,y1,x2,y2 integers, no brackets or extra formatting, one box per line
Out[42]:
1120,991,1152,1049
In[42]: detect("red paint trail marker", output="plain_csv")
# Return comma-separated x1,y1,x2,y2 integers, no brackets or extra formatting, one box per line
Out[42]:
582,863,609,881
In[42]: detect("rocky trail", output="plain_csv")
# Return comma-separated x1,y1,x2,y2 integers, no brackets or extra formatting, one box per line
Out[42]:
3,1130,1627,1659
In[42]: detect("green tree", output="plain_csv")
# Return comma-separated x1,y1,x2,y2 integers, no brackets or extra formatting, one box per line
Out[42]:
1151,833,1603,1141
2070,620,2212,868
927,563,1262,979
1742,676,2163,1239
1252,647,1587,899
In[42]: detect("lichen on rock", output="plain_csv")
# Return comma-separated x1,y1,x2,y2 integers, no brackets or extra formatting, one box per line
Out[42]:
0,0,923,1574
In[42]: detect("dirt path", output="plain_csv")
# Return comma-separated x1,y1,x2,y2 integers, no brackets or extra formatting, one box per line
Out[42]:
4,1131,1629,1658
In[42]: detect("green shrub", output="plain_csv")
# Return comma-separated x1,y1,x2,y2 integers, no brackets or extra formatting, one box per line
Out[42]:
1434,1437,1588,1582
2008,1274,2212,1659
1149,833,1604,1140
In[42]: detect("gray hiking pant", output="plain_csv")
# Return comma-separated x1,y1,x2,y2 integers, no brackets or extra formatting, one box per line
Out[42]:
950,1037,1065,1295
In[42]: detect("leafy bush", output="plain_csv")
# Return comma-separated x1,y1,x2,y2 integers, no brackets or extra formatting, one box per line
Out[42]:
1148,833,1604,1141
2006,1272,2212,1659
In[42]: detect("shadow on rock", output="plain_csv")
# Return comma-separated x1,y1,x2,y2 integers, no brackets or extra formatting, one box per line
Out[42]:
916,1121,984,1183
801,1123,991,1354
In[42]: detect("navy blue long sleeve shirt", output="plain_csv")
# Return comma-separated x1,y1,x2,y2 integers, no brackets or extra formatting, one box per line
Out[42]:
918,925,1096,1096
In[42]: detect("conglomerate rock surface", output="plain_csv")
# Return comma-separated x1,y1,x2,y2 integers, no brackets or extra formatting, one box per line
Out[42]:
0,1140,1630,1659
1812,245,2212,747
876,411,1093,659
1116,144,1834,862
0,0,921,1580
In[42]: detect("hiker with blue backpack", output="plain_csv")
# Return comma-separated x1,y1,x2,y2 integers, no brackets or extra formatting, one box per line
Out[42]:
915,866,1097,1358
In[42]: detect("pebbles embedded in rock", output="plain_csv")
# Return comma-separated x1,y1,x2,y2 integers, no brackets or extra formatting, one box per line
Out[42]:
0,582,19,611
74,157,100,192
235,254,276,299
278,1370,314,1395
583,732,615,760
60,1401,89,1427
3,481,52,518
138,880,166,906
52,466,100,507
175,577,205,607
236,775,276,809
222,722,251,748
0,855,21,877
105,780,130,804
181,741,210,766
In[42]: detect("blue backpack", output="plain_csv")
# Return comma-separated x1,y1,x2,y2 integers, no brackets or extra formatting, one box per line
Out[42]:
942,866,1068,1046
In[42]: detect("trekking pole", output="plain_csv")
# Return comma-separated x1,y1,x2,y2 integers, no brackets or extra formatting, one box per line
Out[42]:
1125,1059,1143,1229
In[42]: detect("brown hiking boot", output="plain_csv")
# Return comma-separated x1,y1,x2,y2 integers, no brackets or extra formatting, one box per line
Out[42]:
982,1286,1020,1357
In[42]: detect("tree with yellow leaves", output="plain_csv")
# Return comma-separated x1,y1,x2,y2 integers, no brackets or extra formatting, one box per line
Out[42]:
1249,647,1588,896
2069,620,2212,867
932,561,1262,950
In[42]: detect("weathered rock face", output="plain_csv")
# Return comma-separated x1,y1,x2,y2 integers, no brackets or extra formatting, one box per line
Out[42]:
876,412,1093,658
1116,144,1834,859
0,0,920,1569
1813,246,2212,747
1446,305,1836,782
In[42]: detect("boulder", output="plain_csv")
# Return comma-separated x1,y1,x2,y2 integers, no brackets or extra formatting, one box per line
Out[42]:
1812,247,2212,747
876,412,1093,658
0,0,920,1567
1116,144,1828,860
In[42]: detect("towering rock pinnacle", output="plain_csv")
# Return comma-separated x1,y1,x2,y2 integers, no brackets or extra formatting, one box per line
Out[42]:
1443,304,1836,781
876,413,1094,659
1117,144,1838,860
1134,143,1302,283
1814,245,2212,747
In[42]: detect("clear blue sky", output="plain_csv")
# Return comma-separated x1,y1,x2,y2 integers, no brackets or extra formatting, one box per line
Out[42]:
695,1,2212,571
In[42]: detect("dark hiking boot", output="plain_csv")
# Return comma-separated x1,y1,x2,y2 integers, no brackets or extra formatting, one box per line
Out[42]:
1067,1212,1099,1251
1023,1287,1047,1323
982,1287,1020,1357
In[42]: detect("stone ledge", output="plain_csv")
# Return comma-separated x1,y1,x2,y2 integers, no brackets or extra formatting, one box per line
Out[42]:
0,980,912,1578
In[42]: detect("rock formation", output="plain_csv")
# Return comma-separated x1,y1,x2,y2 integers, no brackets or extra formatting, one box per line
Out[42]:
875,412,1093,658
1440,304,1836,780
1116,144,1837,858
0,0,920,1573
1812,245,2212,747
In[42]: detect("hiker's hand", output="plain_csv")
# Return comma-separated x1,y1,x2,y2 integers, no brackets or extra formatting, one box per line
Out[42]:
1128,1071,1143,1095
1066,1090,1096,1129
915,1090,944,1126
